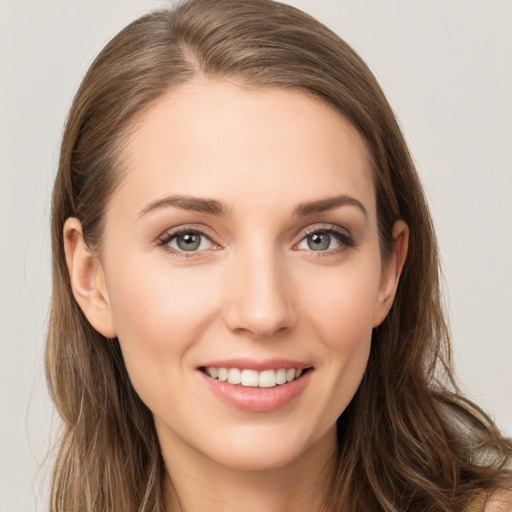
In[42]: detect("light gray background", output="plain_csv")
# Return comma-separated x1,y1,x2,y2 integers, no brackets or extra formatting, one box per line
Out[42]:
1,1,511,510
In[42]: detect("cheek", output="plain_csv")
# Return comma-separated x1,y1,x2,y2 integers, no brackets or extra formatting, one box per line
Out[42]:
104,258,223,392
300,259,381,344
108,258,221,339
297,259,380,413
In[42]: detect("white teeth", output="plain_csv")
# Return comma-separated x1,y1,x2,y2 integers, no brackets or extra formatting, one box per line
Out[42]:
241,369,259,387
205,366,306,387
275,368,287,385
227,368,241,385
259,370,276,388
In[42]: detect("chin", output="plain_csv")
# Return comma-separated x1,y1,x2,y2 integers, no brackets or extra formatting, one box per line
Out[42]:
197,422,335,473
210,446,302,472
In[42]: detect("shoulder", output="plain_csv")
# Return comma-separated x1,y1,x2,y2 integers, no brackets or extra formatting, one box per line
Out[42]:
484,489,512,512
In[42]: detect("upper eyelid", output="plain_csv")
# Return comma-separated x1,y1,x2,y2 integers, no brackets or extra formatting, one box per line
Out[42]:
297,223,351,239
158,224,217,242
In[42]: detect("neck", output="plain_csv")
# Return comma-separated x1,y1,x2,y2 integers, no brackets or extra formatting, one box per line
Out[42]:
159,425,337,512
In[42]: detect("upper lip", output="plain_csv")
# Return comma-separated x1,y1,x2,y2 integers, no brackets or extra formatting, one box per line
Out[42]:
199,358,313,371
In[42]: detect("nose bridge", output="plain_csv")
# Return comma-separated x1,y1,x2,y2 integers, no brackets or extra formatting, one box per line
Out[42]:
224,237,295,338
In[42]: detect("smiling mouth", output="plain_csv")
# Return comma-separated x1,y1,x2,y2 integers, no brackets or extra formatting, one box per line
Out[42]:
200,366,312,388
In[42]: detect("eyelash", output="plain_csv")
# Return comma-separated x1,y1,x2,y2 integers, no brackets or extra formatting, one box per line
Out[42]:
157,224,355,257
157,226,217,257
297,225,355,256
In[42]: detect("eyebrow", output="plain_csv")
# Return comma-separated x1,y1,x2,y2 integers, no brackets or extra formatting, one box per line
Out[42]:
293,194,368,218
137,193,367,219
138,195,227,218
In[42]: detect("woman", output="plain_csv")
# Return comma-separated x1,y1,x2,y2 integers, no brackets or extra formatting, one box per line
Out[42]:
46,0,512,510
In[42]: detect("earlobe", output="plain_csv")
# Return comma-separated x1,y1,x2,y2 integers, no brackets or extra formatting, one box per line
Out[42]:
373,220,409,327
63,217,117,338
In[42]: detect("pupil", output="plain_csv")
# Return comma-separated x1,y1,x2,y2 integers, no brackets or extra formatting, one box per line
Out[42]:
308,233,330,251
177,233,200,251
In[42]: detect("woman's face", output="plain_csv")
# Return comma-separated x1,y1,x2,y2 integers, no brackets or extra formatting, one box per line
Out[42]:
73,81,405,474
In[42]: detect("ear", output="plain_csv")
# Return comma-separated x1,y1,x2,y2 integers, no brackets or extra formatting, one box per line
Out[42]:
63,217,117,338
373,220,409,327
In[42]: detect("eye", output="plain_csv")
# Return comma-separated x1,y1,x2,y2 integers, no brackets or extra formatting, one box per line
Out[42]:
160,229,216,254
298,231,340,251
296,227,354,252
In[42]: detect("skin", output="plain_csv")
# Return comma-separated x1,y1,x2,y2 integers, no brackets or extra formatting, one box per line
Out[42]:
64,81,408,512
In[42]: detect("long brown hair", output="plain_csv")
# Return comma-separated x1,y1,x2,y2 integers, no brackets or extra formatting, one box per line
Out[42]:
46,1,512,510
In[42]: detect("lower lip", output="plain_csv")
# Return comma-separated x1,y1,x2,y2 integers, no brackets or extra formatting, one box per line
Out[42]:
198,370,312,413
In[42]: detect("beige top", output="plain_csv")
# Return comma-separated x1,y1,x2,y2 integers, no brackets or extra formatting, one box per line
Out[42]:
467,489,512,512
466,492,488,512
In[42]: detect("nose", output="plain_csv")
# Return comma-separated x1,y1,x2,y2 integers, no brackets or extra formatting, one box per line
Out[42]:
223,246,296,339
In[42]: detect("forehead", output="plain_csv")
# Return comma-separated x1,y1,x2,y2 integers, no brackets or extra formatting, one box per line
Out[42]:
114,80,375,219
